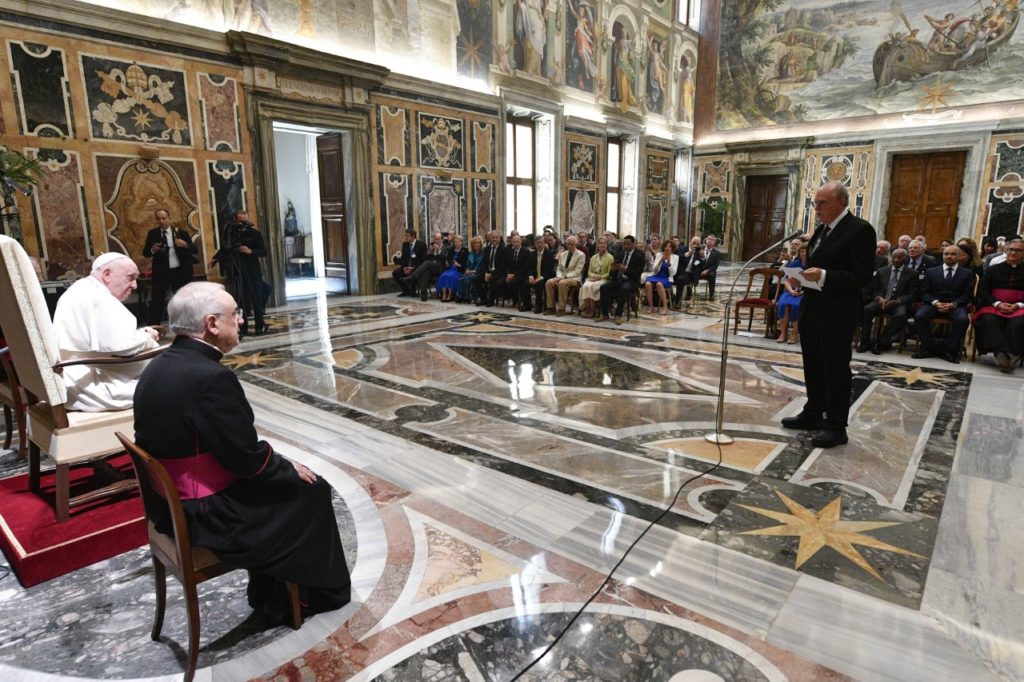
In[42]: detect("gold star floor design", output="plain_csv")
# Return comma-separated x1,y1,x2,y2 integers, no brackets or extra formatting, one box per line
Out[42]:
738,490,925,581
872,365,953,387
222,350,284,370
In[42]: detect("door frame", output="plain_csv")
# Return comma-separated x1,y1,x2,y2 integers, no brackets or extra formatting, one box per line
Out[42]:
868,131,987,243
733,161,802,261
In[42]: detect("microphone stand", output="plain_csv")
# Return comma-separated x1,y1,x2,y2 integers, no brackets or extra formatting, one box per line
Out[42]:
705,231,804,445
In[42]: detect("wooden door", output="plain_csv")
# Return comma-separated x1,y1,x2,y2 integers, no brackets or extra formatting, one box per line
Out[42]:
885,151,965,248
316,133,349,284
742,175,788,260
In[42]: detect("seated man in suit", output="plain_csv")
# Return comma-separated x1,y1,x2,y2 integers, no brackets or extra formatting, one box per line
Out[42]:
478,230,507,306
545,235,585,315
53,252,161,411
859,248,917,354
906,239,937,275
134,282,350,622
407,231,451,301
697,235,721,299
598,235,644,324
973,237,1024,372
494,234,528,307
913,245,974,363
523,235,557,313
874,240,891,269
673,236,703,306
393,228,427,296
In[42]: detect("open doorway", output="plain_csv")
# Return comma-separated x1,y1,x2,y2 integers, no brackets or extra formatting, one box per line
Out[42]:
272,122,351,300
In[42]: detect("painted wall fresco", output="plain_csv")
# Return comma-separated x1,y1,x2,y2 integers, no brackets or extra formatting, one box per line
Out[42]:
977,132,1024,240
609,18,639,112
512,0,552,78
456,0,493,80
717,0,1024,130
565,0,598,92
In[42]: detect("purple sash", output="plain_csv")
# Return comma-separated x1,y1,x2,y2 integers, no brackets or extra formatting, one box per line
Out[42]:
973,288,1024,322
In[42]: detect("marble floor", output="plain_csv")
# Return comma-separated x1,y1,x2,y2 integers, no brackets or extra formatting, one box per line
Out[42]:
0,285,1021,681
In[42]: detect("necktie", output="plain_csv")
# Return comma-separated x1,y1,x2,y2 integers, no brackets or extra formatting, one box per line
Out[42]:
945,267,953,283
490,247,496,270
536,253,542,278
811,225,830,256
624,251,631,271
886,268,900,298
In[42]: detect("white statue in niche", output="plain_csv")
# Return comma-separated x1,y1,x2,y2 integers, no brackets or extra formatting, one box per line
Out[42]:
569,190,595,233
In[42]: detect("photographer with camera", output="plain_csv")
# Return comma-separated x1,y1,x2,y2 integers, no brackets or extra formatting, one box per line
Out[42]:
209,210,267,336
142,208,197,325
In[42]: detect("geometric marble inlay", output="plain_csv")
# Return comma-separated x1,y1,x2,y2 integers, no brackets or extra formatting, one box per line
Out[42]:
647,437,785,474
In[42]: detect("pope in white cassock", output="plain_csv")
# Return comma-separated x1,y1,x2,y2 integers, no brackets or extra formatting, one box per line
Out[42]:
53,252,161,411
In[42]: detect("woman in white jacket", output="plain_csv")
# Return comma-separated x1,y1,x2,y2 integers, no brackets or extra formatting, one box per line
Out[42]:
644,242,678,315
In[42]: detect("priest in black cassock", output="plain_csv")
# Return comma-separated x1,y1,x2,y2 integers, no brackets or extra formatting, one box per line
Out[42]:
133,282,351,621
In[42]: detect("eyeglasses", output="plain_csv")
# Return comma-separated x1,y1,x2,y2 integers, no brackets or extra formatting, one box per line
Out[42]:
215,308,244,320
1006,247,1024,253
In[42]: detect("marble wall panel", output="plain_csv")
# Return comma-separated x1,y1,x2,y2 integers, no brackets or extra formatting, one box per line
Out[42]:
6,40,73,137
471,122,493,173
197,73,240,152
976,133,1024,240
208,160,246,247
28,148,90,280
473,179,494,236
80,55,192,146
568,141,597,183
418,113,464,170
381,173,414,259
378,105,410,167
644,194,667,240
567,188,597,235
418,176,465,238
798,146,873,232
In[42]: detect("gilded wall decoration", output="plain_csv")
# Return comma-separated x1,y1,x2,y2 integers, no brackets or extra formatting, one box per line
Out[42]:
102,158,200,272
28,148,89,280
419,176,466,237
474,179,495,236
798,145,873,231
381,173,413,258
820,155,854,186
702,159,730,195
471,122,494,173
567,188,597,234
456,0,493,80
565,0,598,93
6,41,73,138
418,113,464,170
378,105,410,167
645,194,667,239
81,55,191,146
717,0,1024,131
197,73,240,152
646,153,670,192
568,141,597,183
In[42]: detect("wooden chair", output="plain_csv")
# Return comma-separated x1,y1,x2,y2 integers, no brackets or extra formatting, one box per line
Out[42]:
115,433,302,682
0,235,160,521
0,346,27,460
734,267,782,338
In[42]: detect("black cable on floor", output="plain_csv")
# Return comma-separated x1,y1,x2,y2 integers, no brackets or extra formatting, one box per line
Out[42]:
0,566,10,582
510,437,725,679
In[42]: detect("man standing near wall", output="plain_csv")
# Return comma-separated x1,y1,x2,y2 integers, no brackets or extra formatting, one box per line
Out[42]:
143,208,196,325
781,182,875,448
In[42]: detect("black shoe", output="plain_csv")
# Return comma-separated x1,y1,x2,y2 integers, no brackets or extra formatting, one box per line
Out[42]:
911,349,932,359
397,291,412,297
944,350,960,364
856,342,871,353
870,344,883,355
811,429,848,448
781,413,824,430
996,351,1013,373
420,290,428,302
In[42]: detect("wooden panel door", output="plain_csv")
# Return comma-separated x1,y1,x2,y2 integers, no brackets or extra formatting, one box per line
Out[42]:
742,175,788,261
885,151,965,248
316,132,349,283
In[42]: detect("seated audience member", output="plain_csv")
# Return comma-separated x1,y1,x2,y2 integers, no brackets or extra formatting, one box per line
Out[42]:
875,240,891,269
598,235,644,324
698,235,721,299
435,235,468,302
393,229,427,296
457,236,485,303
523,235,557,313
915,235,928,250
575,230,592,258
494,234,528,307
604,231,623,259
408,232,451,301
670,235,681,253
859,248,917,353
579,237,614,318
973,238,1024,372
134,282,350,622
479,230,507,306
913,245,974,363
906,239,937,275
644,241,678,315
673,236,704,306
897,234,912,251
940,239,953,251
777,245,808,344
981,238,1001,271
956,237,982,273
53,252,161,411
639,236,662,306
545,235,585,315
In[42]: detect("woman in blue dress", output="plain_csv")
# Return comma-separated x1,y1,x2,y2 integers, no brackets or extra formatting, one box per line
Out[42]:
436,235,468,302
643,242,679,315
456,235,484,303
777,244,807,343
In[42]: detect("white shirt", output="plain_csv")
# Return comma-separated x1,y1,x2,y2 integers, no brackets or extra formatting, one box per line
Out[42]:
165,227,180,269
53,276,159,411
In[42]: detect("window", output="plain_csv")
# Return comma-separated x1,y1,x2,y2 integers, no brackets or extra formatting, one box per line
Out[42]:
606,139,622,236
678,0,701,29
505,116,535,235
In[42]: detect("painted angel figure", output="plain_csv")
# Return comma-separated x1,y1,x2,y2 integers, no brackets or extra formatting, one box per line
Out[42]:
646,38,669,113
514,0,548,76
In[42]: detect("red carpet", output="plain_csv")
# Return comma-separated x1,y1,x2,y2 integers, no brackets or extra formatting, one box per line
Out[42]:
0,456,146,587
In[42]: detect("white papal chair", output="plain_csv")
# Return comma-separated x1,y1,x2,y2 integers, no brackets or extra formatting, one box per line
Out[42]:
0,236,159,521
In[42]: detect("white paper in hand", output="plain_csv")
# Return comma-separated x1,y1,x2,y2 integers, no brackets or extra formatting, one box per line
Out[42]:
782,266,822,291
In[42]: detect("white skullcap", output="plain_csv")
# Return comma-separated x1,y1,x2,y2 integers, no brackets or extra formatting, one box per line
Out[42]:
91,252,130,272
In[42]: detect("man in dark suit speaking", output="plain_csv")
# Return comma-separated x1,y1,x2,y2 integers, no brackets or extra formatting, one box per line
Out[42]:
781,182,875,448
142,208,197,325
